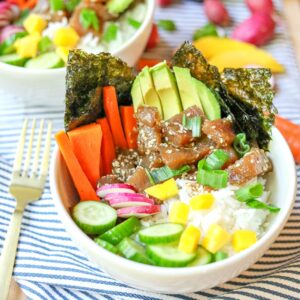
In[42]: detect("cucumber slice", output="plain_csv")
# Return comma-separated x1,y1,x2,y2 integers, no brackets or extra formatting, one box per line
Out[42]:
188,246,213,266
94,238,119,254
73,201,117,235
100,217,141,245
25,52,64,69
213,251,228,262
146,245,197,267
0,53,27,67
138,223,184,244
118,238,153,265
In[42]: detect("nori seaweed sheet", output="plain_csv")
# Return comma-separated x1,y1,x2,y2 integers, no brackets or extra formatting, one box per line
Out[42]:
171,42,275,150
64,50,135,131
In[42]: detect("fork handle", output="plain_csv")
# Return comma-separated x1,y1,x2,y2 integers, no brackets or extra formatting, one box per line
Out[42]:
0,209,24,300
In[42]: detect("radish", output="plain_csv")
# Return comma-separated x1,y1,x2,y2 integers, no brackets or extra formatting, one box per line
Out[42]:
231,12,275,46
117,205,161,218
108,195,154,208
245,0,274,14
105,192,153,201
97,183,136,198
204,0,230,27
0,25,23,43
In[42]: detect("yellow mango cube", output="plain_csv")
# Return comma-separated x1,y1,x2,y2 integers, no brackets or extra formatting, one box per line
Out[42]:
24,14,47,34
53,27,79,48
145,179,178,201
190,193,215,210
232,230,257,252
14,34,41,58
169,202,189,225
202,224,230,254
178,225,201,253
56,46,70,63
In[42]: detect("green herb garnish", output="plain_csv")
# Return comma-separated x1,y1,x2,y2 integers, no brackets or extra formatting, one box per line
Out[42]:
193,23,218,41
103,23,118,42
157,19,176,32
80,8,99,31
65,0,81,12
128,18,142,29
246,199,280,213
50,0,64,12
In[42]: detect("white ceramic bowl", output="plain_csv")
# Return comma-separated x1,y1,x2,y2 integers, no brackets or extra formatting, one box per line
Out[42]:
50,128,296,294
0,0,155,106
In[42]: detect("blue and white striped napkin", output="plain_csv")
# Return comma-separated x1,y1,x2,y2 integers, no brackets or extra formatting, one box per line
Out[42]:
1,0,300,299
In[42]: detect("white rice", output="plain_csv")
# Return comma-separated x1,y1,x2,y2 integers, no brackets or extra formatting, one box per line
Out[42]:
141,177,270,256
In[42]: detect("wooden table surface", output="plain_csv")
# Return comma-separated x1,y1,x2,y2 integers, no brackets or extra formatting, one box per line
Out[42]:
7,0,300,299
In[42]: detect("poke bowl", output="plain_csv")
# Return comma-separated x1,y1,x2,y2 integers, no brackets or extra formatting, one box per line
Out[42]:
50,43,296,293
0,0,155,105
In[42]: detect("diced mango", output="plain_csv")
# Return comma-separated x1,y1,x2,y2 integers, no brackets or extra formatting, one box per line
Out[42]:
202,224,230,254
56,46,70,63
232,230,257,252
190,193,214,210
53,27,79,48
14,34,41,58
24,14,47,34
178,225,201,254
145,178,179,201
169,202,189,225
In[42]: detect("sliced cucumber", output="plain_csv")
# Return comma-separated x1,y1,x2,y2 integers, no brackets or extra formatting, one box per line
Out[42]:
94,238,119,254
138,223,184,245
146,245,196,267
72,201,117,235
188,246,213,266
213,251,228,262
25,52,64,69
100,217,141,245
118,238,153,265
0,53,27,67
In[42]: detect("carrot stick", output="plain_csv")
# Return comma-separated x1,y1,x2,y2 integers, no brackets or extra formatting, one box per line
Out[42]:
103,86,128,149
137,58,161,71
275,115,300,164
96,118,116,175
120,106,138,149
68,123,102,189
55,131,98,201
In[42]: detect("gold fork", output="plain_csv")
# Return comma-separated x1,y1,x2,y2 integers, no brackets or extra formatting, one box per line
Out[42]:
0,119,52,300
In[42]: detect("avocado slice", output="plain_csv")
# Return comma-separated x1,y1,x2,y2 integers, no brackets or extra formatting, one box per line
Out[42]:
131,77,144,112
151,61,183,120
192,78,221,120
173,66,203,111
107,0,134,14
138,66,163,117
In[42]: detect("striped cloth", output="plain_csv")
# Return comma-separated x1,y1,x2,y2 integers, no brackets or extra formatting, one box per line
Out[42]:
1,0,300,299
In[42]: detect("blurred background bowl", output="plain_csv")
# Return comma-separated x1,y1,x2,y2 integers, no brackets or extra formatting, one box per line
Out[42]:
0,0,155,107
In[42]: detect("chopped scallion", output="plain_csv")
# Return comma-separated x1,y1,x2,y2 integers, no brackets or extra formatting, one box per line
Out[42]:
145,168,155,185
246,199,280,213
80,8,99,31
128,18,142,29
157,19,176,31
182,115,201,137
50,0,64,12
204,149,229,170
233,133,250,157
150,165,191,183
235,183,264,202
103,23,118,42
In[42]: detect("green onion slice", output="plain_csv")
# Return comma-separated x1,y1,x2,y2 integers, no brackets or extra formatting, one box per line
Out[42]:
193,23,218,41
50,0,64,12
246,199,280,213
235,183,264,202
157,19,176,31
150,165,191,184
204,149,229,170
128,18,142,29
233,133,250,157
182,115,201,137
145,168,155,186
80,8,99,31
103,23,118,42
197,160,228,189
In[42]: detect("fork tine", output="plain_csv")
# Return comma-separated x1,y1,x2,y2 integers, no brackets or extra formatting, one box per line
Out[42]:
23,119,36,176
32,119,44,176
13,119,28,172
41,121,52,176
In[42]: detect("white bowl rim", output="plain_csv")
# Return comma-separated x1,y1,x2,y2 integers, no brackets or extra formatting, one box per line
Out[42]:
50,127,296,277
0,0,155,74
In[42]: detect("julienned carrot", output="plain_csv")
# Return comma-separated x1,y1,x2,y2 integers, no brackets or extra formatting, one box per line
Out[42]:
68,123,102,189
275,115,300,164
96,118,116,175
120,106,138,149
137,58,161,71
103,86,128,149
55,131,98,201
